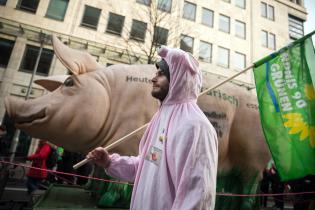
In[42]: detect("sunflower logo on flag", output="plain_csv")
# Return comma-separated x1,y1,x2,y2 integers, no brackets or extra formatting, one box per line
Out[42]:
282,84,315,148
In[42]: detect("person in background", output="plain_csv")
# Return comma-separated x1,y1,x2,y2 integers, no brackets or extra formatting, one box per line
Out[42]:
270,164,285,210
0,125,6,138
0,125,7,156
26,139,51,194
260,168,271,207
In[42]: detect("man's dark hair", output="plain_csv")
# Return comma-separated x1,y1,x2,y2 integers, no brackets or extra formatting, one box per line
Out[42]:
155,59,170,81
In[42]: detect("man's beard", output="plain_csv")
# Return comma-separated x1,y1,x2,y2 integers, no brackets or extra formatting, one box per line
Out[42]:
151,89,168,102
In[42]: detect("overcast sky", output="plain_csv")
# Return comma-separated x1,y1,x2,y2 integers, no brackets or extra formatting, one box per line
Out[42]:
304,0,315,40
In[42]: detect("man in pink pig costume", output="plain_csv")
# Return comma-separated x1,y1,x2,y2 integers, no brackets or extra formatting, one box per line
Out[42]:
87,46,218,209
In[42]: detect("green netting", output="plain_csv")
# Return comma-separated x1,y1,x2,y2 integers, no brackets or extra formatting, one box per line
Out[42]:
86,166,132,209
86,166,262,210
215,168,261,210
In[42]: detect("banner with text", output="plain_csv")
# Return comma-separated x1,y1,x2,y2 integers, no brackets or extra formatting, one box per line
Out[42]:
254,31,315,181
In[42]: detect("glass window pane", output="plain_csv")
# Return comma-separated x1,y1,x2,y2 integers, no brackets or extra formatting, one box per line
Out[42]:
17,0,39,13
261,30,267,47
235,0,245,9
289,15,304,40
136,0,151,6
269,33,275,50
234,52,245,70
219,14,230,33
20,45,53,76
218,47,229,68
261,2,267,17
199,41,212,63
0,0,7,6
158,0,172,12
201,8,213,27
130,20,147,41
81,5,101,29
46,0,69,21
235,20,245,39
0,38,15,68
183,1,196,21
106,13,125,35
180,34,194,53
154,26,168,45
268,5,274,20
37,48,54,75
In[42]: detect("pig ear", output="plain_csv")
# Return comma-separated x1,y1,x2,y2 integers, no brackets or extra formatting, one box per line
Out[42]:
34,75,68,92
52,35,103,75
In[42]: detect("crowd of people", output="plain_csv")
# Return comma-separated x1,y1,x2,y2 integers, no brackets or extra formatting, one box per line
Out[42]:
260,163,315,210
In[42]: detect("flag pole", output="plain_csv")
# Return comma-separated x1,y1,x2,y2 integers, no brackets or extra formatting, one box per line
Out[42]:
73,64,254,169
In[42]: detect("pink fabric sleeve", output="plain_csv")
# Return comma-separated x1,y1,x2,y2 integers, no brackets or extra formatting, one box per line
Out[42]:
105,153,140,183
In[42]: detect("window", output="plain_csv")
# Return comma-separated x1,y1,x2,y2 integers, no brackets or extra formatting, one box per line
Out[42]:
158,0,172,12
234,52,246,70
267,5,274,20
180,34,194,53
201,8,213,27
290,0,301,5
0,0,7,6
130,20,147,41
153,26,168,45
106,13,125,35
235,20,245,39
222,0,230,3
235,0,245,9
183,1,196,21
199,41,212,63
20,45,54,76
269,33,275,50
261,2,267,17
219,14,230,33
289,15,304,40
261,2,274,20
218,47,229,68
261,30,268,47
81,5,101,29
16,0,39,13
0,38,15,68
136,0,151,6
46,0,69,21
261,30,276,50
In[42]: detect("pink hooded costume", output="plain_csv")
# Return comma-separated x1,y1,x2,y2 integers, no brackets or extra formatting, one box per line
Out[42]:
106,46,218,210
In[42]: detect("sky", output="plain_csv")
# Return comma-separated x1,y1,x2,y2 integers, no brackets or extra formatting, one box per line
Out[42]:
304,0,315,38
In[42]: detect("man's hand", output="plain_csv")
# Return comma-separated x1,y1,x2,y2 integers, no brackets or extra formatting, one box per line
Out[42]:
86,147,111,168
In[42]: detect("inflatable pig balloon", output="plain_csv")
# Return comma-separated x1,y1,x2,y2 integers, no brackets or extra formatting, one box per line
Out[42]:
5,35,271,209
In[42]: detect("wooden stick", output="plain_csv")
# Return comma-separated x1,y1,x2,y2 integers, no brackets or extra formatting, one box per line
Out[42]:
73,64,254,169
73,123,148,169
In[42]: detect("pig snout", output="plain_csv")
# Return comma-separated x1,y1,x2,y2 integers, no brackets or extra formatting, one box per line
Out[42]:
4,96,46,126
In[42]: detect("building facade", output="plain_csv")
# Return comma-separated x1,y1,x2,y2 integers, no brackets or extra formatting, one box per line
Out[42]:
0,0,307,155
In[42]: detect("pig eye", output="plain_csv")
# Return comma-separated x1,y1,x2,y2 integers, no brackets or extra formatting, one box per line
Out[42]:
64,77,74,87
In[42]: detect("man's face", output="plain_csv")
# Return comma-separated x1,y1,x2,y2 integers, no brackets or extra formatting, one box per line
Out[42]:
151,69,170,101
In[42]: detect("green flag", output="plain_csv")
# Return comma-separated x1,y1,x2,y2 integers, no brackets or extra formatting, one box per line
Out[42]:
253,31,315,181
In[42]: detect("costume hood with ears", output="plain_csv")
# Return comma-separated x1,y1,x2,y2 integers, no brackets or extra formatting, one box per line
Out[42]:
157,46,202,105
